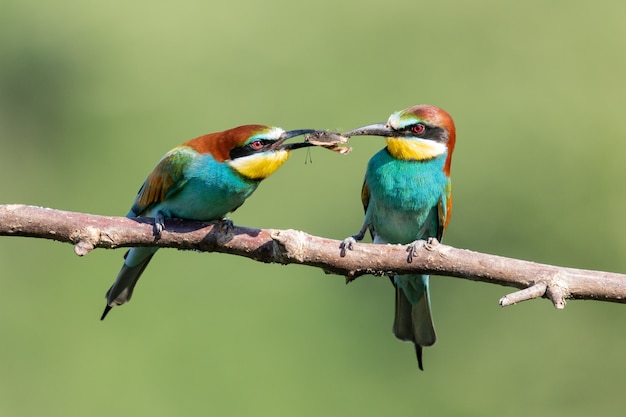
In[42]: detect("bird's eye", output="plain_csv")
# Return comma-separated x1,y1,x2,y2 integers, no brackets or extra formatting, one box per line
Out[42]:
411,124,425,135
250,140,264,150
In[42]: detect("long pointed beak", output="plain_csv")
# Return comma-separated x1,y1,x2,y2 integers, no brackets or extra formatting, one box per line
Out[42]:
344,123,394,138
282,129,317,140
274,129,317,151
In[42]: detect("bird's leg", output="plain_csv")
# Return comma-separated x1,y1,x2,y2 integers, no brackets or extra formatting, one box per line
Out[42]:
339,223,369,257
216,217,234,232
154,211,166,237
214,217,235,243
406,237,440,263
406,240,426,264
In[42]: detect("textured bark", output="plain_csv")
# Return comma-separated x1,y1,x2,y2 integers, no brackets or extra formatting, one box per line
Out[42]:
1,204,625,308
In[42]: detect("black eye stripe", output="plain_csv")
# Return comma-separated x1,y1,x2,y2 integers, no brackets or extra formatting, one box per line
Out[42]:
229,139,276,160
250,139,273,148
403,124,428,137
402,124,447,142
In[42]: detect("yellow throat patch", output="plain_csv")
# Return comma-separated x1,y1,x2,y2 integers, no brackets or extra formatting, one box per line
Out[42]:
386,137,447,161
229,150,290,180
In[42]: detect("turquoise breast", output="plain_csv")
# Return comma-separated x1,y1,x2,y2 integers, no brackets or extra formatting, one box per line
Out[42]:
365,148,447,244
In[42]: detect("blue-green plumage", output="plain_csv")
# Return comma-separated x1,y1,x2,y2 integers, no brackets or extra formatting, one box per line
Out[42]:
130,152,260,221
101,125,317,320
364,148,447,244
120,153,259,271
365,148,448,369
342,104,456,370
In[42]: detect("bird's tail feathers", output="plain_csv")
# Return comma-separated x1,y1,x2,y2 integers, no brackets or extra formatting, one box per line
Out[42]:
411,286,436,347
101,247,157,320
393,286,416,341
392,274,437,370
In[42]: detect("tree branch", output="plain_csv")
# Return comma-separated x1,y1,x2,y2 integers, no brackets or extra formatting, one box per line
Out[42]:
1,204,625,308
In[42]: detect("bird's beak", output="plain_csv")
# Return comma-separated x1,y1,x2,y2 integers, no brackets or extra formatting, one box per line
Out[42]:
275,129,318,151
343,123,394,138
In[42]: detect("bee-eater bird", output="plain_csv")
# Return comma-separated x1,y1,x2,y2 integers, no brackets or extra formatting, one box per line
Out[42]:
340,105,456,370
101,125,319,320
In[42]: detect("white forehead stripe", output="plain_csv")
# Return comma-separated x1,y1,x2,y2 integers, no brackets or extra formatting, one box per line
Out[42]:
252,127,284,141
387,110,420,130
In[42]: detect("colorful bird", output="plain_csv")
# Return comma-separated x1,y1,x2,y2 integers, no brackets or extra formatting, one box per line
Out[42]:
340,105,456,370
101,125,319,320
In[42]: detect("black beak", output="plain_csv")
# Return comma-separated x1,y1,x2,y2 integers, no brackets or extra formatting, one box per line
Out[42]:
343,123,394,138
274,129,318,151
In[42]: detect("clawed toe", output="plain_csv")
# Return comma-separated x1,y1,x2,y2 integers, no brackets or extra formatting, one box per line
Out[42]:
154,211,166,237
339,237,357,257
217,218,234,233
406,240,425,263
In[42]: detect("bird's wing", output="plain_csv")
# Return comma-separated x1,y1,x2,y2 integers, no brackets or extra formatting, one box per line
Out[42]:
437,179,452,241
360,179,370,214
130,146,197,216
360,179,378,240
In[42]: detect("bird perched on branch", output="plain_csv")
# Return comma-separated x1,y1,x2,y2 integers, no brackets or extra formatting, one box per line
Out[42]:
101,125,322,320
340,105,456,370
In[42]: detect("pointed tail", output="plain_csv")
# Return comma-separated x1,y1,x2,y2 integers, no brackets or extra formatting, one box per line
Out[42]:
101,247,158,320
392,274,436,370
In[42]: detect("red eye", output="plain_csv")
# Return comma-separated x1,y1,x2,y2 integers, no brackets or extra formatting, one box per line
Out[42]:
251,140,264,149
411,124,425,135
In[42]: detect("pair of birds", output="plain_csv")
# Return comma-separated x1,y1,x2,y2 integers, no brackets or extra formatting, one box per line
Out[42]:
102,105,456,370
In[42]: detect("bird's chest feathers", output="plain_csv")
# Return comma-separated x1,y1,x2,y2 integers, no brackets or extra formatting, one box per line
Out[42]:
367,149,448,211
366,152,448,243
228,150,290,180
386,137,447,161
158,155,259,220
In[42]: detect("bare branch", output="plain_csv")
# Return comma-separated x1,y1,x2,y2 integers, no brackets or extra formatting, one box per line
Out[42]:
1,204,626,307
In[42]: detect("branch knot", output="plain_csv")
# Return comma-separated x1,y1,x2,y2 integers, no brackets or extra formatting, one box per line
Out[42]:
72,226,100,256
271,229,307,262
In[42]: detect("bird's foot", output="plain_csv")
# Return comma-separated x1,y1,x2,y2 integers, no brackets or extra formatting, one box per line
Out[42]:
154,211,166,237
406,240,426,263
216,217,234,232
339,224,369,257
406,238,440,263
339,236,357,257
425,237,440,249
214,218,235,243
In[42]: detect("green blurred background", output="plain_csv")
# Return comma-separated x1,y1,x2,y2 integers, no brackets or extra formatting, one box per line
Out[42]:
1,0,626,416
